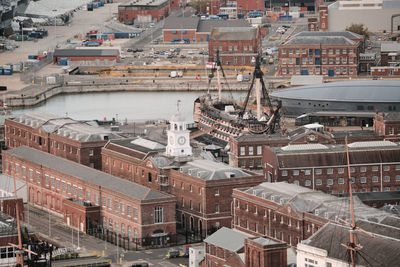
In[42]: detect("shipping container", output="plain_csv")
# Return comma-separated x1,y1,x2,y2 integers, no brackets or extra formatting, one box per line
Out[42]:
58,58,68,66
87,3,93,11
28,55,38,60
3,68,13,75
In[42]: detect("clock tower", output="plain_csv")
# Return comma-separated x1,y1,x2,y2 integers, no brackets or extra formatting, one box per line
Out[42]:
166,100,192,157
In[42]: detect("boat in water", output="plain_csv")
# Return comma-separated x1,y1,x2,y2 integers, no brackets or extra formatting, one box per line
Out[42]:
193,52,281,144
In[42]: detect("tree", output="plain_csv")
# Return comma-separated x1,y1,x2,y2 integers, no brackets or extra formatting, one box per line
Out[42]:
191,0,208,14
346,23,370,40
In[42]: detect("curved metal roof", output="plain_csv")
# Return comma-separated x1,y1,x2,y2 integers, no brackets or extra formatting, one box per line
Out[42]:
271,80,400,103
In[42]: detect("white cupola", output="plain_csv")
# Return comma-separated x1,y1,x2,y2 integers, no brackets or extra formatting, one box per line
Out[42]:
166,100,192,157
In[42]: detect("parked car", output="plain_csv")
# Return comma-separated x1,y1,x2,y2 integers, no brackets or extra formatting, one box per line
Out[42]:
165,250,185,259
130,263,149,267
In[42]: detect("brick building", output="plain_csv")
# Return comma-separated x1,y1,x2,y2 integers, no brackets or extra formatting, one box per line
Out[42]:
53,48,121,64
3,146,176,245
118,0,170,24
162,16,249,43
236,0,264,16
229,124,383,171
370,66,400,76
209,27,260,66
318,5,328,31
5,113,122,170
380,42,400,66
207,0,226,15
262,141,400,194
203,227,287,267
232,182,397,247
374,112,400,140
102,109,266,236
277,31,363,76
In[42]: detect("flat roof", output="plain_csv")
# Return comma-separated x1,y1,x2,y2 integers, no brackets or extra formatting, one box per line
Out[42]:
210,27,256,41
54,48,119,57
120,0,168,6
6,146,170,201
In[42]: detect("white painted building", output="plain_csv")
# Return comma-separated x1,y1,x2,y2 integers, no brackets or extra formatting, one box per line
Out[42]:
189,245,205,267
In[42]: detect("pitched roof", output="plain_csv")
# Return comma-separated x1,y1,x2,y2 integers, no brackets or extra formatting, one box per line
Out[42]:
7,146,170,201
197,19,249,33
54,49,119,57
163,16,200,30
210,27,257,41
379,112,400,121
204,227,253,252
301,223,400,267
381,42,400,52
284,36,356,45
274,141,400,168
238,182,394,223
11,113,121,142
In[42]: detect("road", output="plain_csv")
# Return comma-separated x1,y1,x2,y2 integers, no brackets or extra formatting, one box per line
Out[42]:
25,204,190,266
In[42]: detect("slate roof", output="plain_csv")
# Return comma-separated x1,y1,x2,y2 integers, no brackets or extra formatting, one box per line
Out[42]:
235,133,288,142
54,49,119,57
238,182,393,223
273,141,400,168
204,227,253,252
284,36,355,45
302,223,400,267
378,112,400,121
179,159,251,180
270,80,400,103
355,219,400,240
294,31,363,40
7,146,170,201
11,113,121,142
197,19,249,33
104,138,164,160
210,27,257,41
163,16,200,30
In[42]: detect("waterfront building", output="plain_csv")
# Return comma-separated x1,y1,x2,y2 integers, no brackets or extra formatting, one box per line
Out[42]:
232,182,399,246
277,31,362,77
102,107,266,236
262,141,400,194
209,27,260,66
53,48,121,64
270,80,400,116
5,113,123,170
2,146,177,245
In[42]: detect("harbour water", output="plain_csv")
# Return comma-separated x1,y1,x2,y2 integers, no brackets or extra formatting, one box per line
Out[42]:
13,91,245,122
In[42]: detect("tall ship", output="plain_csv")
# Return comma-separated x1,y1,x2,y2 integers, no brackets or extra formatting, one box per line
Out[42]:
193,52,281,145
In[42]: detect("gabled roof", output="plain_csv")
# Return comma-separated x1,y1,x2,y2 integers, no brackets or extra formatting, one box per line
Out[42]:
204,227,253,252
7,146,170,201
163,16,200,30
301,223,400,267
378,112,400,121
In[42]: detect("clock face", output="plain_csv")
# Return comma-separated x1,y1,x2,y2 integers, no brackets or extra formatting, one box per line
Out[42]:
178,136,186,145
169,136,174,145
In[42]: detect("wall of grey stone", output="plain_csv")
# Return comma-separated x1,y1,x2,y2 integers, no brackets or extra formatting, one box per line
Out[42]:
328,9,400,32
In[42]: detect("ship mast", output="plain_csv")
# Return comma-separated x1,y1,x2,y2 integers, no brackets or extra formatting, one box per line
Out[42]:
342,137,359,267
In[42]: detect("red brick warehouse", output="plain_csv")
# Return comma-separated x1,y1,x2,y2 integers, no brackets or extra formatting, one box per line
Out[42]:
3,146,177,245
5,113,123,170
209,27,261,66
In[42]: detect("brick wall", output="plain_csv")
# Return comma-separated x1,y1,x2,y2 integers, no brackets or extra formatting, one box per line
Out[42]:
3,151,176,243
163,29,197,43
